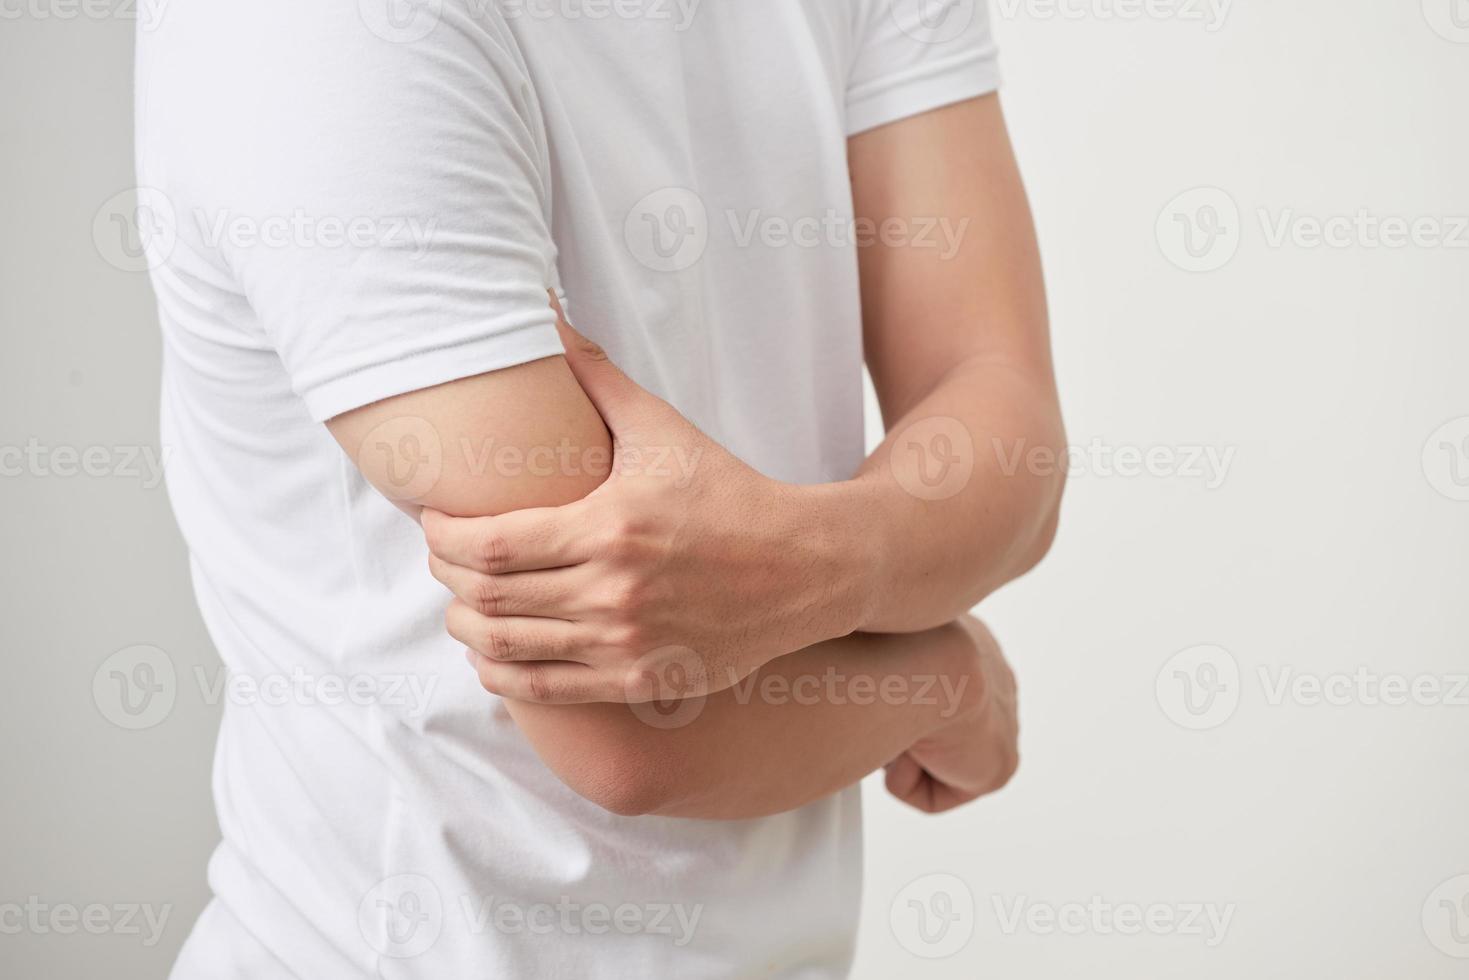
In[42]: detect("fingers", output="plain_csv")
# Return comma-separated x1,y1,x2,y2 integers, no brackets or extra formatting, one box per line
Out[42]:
444,585,630,702
422,504,593,574
465,649,622,704
446,599,596,665
428,555,592,619
885,753,930,805
885,753,977,815
467,649,593,704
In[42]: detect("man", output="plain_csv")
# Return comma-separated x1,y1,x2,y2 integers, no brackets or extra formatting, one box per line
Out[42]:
137,0,1064,975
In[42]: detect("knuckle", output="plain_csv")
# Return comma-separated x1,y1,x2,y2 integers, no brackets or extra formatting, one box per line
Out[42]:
600,515,645,559
444,601,469,642
620,665,655,702
525,665,554,703
472,575,505,616
479,532,513,573
596,527,625,560
485,625,515,662
605,574,646,614
421,513,445,554
476,664,507,698
609,622,644,652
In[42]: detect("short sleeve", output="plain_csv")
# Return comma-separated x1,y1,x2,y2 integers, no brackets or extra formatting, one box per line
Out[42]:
845,0,1002,136
143,0,566,422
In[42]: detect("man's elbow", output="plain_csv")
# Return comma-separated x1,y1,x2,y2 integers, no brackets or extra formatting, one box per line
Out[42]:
1020,485,1063,573
510,706,687,817
565,748,683,818
991,466,1064,591
581,780,665,819
985,407,1067,586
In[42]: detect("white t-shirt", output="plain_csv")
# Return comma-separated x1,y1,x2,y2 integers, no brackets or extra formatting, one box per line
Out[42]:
136,1,998,976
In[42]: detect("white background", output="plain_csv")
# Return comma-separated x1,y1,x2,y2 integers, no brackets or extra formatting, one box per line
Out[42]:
2,0,1466,976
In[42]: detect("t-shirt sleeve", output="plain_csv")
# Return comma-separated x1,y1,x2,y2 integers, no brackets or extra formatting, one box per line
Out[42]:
845,0,1002,137
169,1,566,422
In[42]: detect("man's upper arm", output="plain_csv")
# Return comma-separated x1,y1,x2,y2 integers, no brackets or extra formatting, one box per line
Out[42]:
325,353,611,520
848,95,1054,424
167,0,569,427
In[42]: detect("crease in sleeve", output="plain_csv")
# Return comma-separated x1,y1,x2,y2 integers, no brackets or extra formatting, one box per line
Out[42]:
845,47,1002,137
300,315,566,423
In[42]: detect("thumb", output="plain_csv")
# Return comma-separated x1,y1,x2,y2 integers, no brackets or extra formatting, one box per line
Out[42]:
548,290,645,424
884,752,926,800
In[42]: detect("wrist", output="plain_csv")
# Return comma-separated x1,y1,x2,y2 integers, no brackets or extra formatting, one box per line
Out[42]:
786,476,889,640
912,617,994,740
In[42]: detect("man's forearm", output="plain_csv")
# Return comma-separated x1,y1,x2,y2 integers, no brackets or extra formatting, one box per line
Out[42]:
799,93,1066,641
501,619,985,820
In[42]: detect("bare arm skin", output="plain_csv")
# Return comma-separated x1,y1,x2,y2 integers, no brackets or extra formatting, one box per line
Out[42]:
328,358,1017,819
508,617,1011,819
845,93,1066,630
